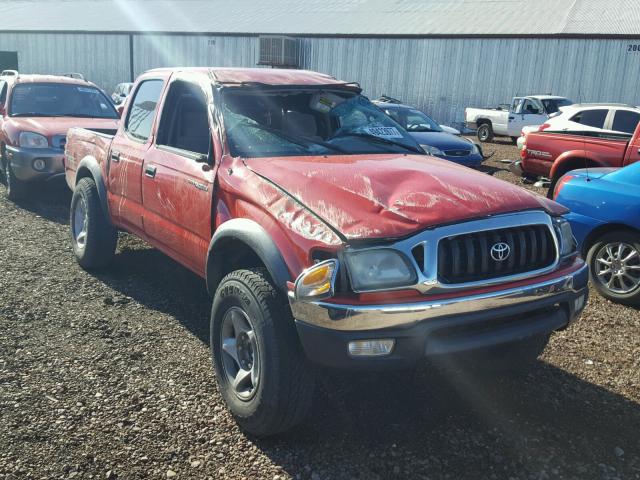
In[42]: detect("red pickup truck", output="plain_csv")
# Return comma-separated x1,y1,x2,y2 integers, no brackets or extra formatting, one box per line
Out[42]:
64,67,588,436
0,74,119,200
515,123,640,195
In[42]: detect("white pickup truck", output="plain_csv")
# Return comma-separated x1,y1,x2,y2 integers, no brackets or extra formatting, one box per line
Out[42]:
465,95,573,143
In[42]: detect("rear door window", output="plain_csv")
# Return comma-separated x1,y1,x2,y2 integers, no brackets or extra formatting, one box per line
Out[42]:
611,110,640,134
571,109,608,129
125,79,164,142
156,80,210,155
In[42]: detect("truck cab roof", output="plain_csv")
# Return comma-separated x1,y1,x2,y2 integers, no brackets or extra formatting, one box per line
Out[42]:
526,95,569,101
144,67,360,89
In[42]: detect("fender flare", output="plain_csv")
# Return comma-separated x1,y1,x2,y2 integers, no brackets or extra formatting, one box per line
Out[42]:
476,117,493,126
75,156,112,226
550,151,601,180
205,218,291,294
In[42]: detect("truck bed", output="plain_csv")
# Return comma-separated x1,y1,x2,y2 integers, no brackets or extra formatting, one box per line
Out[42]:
64,127,116,191
522,130,631,178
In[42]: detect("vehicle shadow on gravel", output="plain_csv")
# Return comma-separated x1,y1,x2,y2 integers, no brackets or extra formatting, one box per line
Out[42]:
4,180,71,225
89,242,640,479
259,364,640,478
93,239,212,341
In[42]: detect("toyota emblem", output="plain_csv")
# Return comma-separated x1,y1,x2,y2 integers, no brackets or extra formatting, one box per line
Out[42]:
490,242,511,262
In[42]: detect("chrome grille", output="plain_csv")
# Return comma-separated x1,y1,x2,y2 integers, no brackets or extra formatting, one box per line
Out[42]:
443,149,471,157
437,224,556,284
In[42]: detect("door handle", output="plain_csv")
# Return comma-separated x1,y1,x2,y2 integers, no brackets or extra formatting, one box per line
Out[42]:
144,165,157,178
508,116,515,120
111,150,120,162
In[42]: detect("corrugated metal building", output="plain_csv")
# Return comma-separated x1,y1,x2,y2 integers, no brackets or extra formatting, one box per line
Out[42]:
1,0,639,127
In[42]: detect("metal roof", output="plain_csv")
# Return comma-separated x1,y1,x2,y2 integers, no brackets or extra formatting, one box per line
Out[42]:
3,0,640,36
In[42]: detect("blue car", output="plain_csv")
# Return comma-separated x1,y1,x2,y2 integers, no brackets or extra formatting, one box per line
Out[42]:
374,102,483,168
553,162,640,305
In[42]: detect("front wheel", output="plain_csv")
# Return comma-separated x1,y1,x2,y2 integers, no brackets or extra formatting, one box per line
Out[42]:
5,162,27,201
477,123,494,143
70,177,117,269
586,231,640,305
211,269,315,436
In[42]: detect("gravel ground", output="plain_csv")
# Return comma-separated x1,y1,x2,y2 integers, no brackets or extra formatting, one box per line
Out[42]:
1,140,639,480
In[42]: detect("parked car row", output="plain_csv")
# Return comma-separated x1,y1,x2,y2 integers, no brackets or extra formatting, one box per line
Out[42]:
2,66,635,439
508,106,640,305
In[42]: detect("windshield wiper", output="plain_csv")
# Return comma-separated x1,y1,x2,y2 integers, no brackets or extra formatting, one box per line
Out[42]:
237,121,345,153
60,113,97,118
10,112,65,117
330,131,423,154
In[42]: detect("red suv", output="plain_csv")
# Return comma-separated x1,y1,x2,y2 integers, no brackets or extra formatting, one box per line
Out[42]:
0,74,119,200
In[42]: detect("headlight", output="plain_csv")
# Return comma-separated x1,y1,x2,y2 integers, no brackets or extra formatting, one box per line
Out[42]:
420,144,444,156
463,137,480,155
344,249,417,292
294,259,338,301
19,132,48,149
553,217,577,257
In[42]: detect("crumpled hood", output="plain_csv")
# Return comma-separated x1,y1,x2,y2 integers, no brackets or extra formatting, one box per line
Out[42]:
247,153,566,240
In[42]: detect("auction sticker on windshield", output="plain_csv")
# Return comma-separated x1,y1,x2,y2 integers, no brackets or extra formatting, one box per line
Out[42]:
363,126,404,138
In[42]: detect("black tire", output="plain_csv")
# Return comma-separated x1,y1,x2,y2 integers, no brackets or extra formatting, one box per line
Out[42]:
70,177,117,269
477,123,494,143
5,162,27,201
211,269,315,436
510,136,518,145
547,175,559,199
586,230,640,306
0,147,6,185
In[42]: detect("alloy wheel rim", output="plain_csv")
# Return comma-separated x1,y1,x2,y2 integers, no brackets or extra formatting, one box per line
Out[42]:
72,197,88,250
594,242,640,294
220,306,260,400
479,127,488,141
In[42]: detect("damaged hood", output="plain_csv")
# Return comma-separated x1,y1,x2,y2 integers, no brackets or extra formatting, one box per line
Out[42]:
247,154,565,240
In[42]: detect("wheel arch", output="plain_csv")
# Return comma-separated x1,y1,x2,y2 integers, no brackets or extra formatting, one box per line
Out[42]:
75,156,112,227
476,117,493,127
582,223,640,257
206,218,292,296
550,154,601,181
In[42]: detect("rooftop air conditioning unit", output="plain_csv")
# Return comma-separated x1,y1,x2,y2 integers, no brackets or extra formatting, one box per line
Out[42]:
258,36,299,68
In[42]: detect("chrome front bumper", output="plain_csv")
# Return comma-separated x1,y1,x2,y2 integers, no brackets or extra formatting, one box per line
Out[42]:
289,262,588,332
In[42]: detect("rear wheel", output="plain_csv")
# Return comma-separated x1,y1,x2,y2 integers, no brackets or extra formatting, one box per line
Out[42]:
586,230,640,305
510,136,518,145
211,269,315,436
70,177,117,269
477,123,494,143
